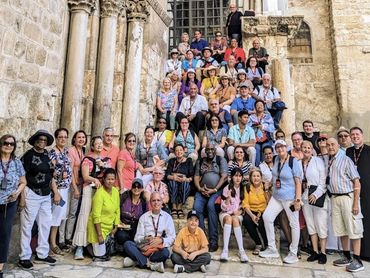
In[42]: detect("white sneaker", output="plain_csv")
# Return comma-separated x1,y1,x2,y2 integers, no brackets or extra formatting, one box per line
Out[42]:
239,250,249,263
174,264,185,273
220,250,229,262
74,246,84,260
259,247,280,258
200,265,207,273
283,252,299,264
123,257,136,267
150,261,164,273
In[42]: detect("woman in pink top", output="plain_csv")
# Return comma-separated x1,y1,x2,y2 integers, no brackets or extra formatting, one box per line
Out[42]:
59,130,86,248
117,133,138,192
144,166,169,212
219,167,248,263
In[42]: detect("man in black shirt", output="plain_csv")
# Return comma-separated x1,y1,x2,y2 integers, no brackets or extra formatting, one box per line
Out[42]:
226,4,243,46
301,120,320,154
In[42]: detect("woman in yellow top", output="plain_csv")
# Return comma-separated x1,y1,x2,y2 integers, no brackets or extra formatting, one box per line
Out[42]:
200,66,219,100
209,74,236,113
242,168,270,255
87,168,120,260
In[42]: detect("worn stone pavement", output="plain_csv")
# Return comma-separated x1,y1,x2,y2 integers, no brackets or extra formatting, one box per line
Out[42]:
3,248,370,278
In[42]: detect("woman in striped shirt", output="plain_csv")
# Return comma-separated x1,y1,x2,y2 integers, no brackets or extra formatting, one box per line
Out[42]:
228,145,253,180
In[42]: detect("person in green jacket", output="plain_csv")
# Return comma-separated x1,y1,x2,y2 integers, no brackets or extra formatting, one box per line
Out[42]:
87,168,120,260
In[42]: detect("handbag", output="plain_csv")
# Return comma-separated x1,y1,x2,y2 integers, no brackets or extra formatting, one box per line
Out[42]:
308,185,326,208
138,240,164,257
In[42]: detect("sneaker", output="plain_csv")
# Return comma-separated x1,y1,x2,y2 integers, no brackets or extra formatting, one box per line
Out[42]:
239,250,249,263
150,261,164,273
333,256,352,267
259,247,280,258
74,246,84,260
300,246,312,255
346,259,364,272
200,265,207,273
18,259,34,269
93,255,110,262
220,250,228,262
318,253,327,264
173,264,185,273
307,251,319,262
283,252,299,264
123,257,136,267
34,255,56,265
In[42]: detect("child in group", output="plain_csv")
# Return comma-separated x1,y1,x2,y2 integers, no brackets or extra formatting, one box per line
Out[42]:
171,210,211,273
219,167,248,262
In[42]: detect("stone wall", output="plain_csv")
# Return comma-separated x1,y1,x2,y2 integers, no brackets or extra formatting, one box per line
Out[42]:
328,0,370,141
0,0,69,153
287,0,339,134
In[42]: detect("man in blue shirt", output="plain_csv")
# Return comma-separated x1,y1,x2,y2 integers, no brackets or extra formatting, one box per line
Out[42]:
230,80,256,124
227,110,256,165
190,30,209,56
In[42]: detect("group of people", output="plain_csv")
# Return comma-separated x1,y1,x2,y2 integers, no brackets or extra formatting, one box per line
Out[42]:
0,7,368,275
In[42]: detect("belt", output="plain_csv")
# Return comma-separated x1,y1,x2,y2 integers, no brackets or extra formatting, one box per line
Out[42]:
328,191,353,198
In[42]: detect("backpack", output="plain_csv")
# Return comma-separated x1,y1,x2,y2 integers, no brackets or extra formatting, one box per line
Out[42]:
80,156,111,178
273,155,294,170
257,67,263,77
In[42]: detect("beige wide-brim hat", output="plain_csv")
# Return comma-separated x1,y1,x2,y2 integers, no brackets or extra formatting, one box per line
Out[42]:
203,65,220,77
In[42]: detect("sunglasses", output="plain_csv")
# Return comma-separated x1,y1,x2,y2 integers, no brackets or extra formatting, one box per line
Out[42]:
216,34,222,37
205,148,215,151
132,184,143,189
37,138,48,142
127,139,136,143
3,141,15,147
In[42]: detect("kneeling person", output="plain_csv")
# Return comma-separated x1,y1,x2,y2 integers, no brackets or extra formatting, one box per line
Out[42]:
171,210,211,273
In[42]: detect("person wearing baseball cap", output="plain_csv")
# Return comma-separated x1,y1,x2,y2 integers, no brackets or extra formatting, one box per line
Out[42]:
230,80,255,124
171,210,211,273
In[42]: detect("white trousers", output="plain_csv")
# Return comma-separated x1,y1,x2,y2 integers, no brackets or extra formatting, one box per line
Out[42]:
20,186,52,260
73,186,93,247
263,196,300,255
59,187,80,242
227,145,256,166
51,188,69,227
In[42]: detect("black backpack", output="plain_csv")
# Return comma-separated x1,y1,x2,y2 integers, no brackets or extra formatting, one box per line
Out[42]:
273,154,294,170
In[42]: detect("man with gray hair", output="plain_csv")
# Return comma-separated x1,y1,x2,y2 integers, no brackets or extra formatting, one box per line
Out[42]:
101,127,119,169
253,73,283,129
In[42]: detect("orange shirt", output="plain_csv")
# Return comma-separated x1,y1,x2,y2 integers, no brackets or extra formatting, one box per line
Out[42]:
101,144,120,169
174,226,208,253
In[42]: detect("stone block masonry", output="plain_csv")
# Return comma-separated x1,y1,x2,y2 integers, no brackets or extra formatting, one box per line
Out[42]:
0,0,69,152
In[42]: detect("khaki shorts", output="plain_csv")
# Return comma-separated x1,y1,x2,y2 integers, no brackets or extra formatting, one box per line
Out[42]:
331,193,363,239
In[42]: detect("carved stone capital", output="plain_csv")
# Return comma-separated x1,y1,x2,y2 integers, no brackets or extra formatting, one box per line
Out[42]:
242,15,304,39
100,0,125,17
126,0,149,22
68,0,96,14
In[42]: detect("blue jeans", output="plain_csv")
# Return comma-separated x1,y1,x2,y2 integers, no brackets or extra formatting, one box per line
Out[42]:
0,201,17,263
123,240,169,267
193,191,221,246
268,108,283,129
255,141,272,166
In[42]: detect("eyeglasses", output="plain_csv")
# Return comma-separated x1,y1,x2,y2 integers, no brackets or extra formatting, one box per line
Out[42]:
205,148,215,151
211,119,219,122
153,172,163,175
338,134,349,138
37,138,48,142
57,136,68,139
127,140,136,143
3,141,15,147
318,138,327,142
151,199,161,202
216,34,222,37
235,151,244,154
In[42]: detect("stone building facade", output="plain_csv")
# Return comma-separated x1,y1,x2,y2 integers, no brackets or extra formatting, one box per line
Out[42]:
0,0,370,154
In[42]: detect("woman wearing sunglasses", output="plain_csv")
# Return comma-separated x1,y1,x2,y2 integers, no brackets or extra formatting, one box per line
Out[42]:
0,135,26,276
117,133,139,192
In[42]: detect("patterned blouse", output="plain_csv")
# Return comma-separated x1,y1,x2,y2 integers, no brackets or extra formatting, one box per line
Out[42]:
157,89,178,111
205,128,227,146
0,158,25,204
49,148,73,189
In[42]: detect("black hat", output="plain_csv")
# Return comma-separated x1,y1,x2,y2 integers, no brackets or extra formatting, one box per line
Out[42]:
201,47,213,55
187,210,200,220
28,129,54,146
132,178,144,188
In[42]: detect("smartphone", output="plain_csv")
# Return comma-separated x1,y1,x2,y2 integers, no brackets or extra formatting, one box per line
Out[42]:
59,198,66,207
289,204,295,212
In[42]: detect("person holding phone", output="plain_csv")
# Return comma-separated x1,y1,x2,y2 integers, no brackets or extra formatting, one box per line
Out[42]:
0,135,26,277
259,140,302,264
49,128,73,256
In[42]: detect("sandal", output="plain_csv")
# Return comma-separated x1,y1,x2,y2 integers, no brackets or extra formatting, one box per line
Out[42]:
253,245,262,255
51,245,64,256
177,209,185,219
171,209,178,218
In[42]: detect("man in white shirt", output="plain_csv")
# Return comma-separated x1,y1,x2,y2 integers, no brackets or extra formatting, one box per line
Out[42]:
177,83,208,134
253,73,283,128
123,192,176,273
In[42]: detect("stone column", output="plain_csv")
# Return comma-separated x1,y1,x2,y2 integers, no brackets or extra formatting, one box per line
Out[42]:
121,0,149,135
271,58,295,138
92,0,123,135
61,0,95,133
255,0,262,15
